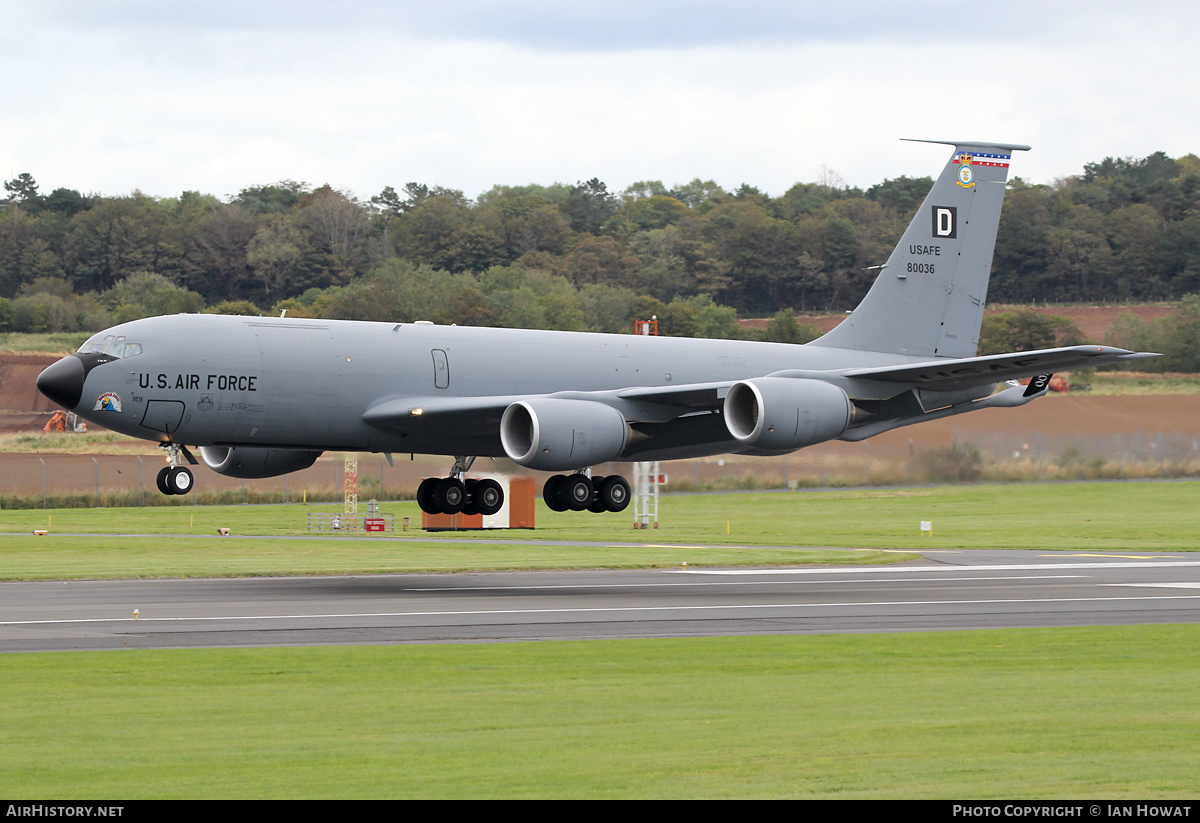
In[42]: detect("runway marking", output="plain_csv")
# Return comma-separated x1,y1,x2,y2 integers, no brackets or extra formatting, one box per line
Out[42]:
1105,583,1200,589
405,576,1084,591
677,561,1200,575
1063,554,1179,560
4,594,1200,627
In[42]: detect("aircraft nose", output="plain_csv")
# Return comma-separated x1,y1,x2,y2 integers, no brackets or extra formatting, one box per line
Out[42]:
37,355,86,410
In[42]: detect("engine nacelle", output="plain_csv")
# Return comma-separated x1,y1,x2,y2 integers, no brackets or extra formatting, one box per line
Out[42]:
723,377,852,453
500,398,628,472
199,446,322,479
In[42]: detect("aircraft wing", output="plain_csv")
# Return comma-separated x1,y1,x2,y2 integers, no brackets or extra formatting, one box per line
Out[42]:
363,394,518,436
363,380,736,436
361,345,1156,437
839,345,1157,392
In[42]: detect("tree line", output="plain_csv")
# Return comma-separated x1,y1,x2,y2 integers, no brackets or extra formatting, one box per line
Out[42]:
1,150,1199,353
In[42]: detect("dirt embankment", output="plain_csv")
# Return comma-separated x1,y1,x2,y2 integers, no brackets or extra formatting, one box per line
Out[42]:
0,355,61,432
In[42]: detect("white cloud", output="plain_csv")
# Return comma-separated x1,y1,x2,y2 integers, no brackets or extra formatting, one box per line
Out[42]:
1,2,1197,200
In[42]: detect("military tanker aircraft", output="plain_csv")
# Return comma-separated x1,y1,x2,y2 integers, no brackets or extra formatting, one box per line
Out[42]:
36,140,1155,516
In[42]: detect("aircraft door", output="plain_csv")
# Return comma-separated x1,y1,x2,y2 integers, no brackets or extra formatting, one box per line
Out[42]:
140,399,186,434
432,349,450,389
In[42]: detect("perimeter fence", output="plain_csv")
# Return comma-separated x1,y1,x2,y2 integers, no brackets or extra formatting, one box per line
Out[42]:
1,429,1197,509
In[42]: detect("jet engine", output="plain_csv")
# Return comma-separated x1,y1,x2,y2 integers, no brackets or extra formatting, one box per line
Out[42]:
500,398,628,472
723,377,853,453
199,446,322,479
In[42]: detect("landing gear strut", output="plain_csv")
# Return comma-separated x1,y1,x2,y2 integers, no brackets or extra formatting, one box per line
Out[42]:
543,473,630,514
416,456,504,516
156,442,196,496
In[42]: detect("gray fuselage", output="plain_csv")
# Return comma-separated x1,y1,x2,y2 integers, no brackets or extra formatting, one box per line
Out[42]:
71,313,922,461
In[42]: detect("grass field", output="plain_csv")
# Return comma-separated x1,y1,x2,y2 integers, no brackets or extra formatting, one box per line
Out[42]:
4,627,1199,798
0,331,88,355
1,481,1196,580
3,482,1198,799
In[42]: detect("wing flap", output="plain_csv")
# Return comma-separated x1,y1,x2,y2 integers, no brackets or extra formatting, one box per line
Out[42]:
841,346,1156,392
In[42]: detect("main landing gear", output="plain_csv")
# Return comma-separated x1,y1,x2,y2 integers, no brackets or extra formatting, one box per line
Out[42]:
156,442,196,496
543,473,631,514
415,459,632,516
416,456,504,517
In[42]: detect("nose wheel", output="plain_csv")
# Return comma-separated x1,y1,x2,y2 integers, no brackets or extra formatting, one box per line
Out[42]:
156,465,194,496
156,442,197,495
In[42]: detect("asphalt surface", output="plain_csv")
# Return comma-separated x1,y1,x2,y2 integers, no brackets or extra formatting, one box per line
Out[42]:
4,549,1200,651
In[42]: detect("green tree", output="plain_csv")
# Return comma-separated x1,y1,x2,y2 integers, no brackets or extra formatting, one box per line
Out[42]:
247,215,307,301
765,308,802,343
0,206,61,296
205,300,265,316
185,204,258,303
979,310,1082,355
233,181,310,215
63,194,176,293
303,186,369,282
446,286,501,327
100,272,205,321
1105,204,1165,299
562,179,618,235
689,294,739,339
3,173,40,207
866,175,933,218
658,298,698,337
578,284,637,334
607,195,687,238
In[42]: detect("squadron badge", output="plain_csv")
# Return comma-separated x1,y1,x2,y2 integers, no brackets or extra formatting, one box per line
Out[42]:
94,392,122,412
955,153,975,188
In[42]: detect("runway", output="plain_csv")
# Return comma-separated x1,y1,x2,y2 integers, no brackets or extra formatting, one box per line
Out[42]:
4,550,1200,652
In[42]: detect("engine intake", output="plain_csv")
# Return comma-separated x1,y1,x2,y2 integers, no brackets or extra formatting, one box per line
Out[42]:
200,446,322,479
723,377,852,453
500,398,628,472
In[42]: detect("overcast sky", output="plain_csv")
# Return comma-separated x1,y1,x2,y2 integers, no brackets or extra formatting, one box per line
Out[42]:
2,1,1196,202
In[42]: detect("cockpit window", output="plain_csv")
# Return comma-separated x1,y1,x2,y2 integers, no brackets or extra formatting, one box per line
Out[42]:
78,335,141,358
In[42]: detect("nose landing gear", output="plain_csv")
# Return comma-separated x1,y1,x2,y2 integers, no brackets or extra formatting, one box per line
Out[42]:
156,442,197,496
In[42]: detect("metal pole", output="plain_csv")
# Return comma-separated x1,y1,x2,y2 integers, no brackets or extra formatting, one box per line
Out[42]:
137,456,144,506
39,457,45,508
93,457,99,507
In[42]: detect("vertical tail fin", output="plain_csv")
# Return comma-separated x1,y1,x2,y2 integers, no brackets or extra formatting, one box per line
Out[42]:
814,139,1030,359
